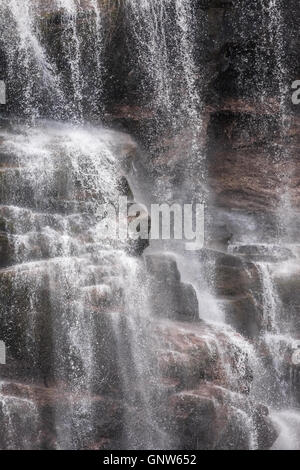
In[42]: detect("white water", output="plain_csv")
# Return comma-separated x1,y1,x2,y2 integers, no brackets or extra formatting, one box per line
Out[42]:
272,410,300,450
0,0,299,451
265,0,293,241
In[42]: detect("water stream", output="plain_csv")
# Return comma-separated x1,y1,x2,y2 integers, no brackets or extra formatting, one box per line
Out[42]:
0,0,299,450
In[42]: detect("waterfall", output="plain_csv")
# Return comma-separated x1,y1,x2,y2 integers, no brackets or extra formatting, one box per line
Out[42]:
125,0,201,127
265,0,293,242
109,253,169,450
0,387,41,449
271,410,300,450
0,121,158,449
257,263,280,333
0,0,105,120
0,0,299,451
0,0,66,118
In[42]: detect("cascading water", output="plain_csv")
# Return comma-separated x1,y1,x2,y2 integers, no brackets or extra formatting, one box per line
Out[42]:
0,0,300,451
124,0,206,203
0,384,41,450
0,122,158,449
271,409,300,450
0,0,107,120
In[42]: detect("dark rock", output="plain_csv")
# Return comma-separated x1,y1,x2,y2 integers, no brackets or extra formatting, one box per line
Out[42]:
0,231,12,267
223,295,263,339
169,391,217,450
253,405,279,450
230,244,294,263
146,254,181,283
273,266,300,335
157,322,221,389
213,253,260,298
167,383,277,450
146,254,199,322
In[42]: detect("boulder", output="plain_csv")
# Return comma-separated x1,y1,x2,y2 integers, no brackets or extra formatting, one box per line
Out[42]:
168,390,217,450
197,249,263,338
0,381,124,450
0,231,12,267
253,405,279,450
145,254,199,322
273,264,300,335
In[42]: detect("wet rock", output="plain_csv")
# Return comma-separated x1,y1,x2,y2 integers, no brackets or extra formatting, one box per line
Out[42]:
0,231,12,267
198,249,264,338
117,176,134,200
213,251,260,298
197,248,241,267
0,393,43,450
0,381,124,449
155,320,254,395
168,382,278,450
207,110,300,215
126,204,150,256
273,264,300,335
167,384,252,450
168,390,217,450
230,244,294,263
146,254,199,322
146,254,181,282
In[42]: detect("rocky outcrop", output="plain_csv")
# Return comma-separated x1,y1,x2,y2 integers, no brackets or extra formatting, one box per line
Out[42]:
146,254,199,322
273,262,300,336
0,315,277,450
196,249,263,338
230,245,295,263
167,385,276,450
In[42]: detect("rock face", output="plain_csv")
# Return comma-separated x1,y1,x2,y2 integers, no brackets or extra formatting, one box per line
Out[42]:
1,0,298,451
229,245,294,263
196,249,263,339
0,121,279,449
0,315,277,450
273,262,300,336
167,385,276,450
146,254,199,322
91,1,300,246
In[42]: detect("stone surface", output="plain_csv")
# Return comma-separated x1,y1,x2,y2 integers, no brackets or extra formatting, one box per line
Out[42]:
196,249,263,338
146,254,199,322
0,0,294,450
167,383,277,450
